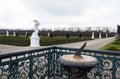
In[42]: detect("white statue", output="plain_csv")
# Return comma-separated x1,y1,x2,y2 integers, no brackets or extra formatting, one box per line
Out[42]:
48,32,50,37
33,20,40,34
106,33,108,38
30,20,40,47
91,31,95,39
6,31,9,36
99,32,101,39
25,32,28,36
13,32,16,36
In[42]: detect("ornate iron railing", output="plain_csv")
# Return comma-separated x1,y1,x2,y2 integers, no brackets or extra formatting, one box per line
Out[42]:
54,46,120,79
0,47,54,79
0,46,119,79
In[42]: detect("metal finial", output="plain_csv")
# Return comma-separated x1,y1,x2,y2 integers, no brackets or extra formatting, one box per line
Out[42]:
74,42,87,58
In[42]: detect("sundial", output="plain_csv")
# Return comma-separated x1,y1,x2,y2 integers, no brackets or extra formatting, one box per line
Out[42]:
57,42,99,79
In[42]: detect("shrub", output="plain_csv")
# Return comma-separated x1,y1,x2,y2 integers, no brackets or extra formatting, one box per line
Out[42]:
54,34,57,37
79,34,82,38
66,33,70,38
38,32,40,36
50,33,53,37
25,33,29,37
40,37,91,46
16,32,19,36
0,36,92,46
0,36,29,46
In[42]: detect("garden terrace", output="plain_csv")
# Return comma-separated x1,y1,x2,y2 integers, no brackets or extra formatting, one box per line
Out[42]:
0,46,119,79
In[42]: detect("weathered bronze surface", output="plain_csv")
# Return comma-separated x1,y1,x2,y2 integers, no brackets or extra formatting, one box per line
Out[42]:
74,42,86,58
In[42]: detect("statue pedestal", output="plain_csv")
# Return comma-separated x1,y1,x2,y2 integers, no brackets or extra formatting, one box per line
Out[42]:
30,32,40,47
91,32,95,39
106,33,108,38
99,32,101,39
6,31,9,36
57,55,99,79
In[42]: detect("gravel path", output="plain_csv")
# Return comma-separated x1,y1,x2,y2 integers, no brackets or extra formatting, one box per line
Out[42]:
55,37,115,49
0,37,115,54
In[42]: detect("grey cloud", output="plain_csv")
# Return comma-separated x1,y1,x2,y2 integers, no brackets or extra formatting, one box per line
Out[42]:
0,13,14,23
23,0,90,16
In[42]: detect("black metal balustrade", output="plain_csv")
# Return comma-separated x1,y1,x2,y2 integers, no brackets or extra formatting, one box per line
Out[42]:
0,46,119,79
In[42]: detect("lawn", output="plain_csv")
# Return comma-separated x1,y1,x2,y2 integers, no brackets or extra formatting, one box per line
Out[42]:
101,38,120,51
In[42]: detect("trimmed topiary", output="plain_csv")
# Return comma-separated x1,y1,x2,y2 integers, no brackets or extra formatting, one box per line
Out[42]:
66,33,70,38
50,33,53,37
79,34,82,38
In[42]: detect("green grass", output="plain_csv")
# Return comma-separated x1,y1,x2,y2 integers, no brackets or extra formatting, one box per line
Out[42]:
101,38,120,51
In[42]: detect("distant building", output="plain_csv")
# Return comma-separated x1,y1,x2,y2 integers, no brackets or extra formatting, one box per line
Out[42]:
117,25,120,37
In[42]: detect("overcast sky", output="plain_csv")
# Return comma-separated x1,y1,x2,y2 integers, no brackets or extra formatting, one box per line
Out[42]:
0,0,119,31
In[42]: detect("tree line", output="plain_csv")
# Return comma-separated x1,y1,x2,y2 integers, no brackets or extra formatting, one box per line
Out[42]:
0,28,116,38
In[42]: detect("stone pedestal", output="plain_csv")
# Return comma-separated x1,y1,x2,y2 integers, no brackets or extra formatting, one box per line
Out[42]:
57,43,99,79
99,32,101,39
57,55,98,79
48,32,50,37
13,32,16,36
91,32,95,39
25,32,28,36
63,66,92,79
106,33,108,38
30,32,40,47
6,31,9,36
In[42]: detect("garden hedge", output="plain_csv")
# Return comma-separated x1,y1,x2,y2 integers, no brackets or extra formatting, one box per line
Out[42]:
0,36,91,46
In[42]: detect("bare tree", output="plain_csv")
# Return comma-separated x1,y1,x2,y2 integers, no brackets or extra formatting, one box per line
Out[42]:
68,27,74,32
102,27,110,33
86,27,92,32
74,27,81,32
96,26,101,32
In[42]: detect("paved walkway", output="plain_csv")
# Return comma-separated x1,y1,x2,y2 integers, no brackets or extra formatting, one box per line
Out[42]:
0,37,115,54
55,37,115,49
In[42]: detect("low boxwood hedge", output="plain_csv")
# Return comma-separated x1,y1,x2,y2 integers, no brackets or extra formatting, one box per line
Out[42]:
0,36,91,46
40,36,91,46
0,36,29,46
